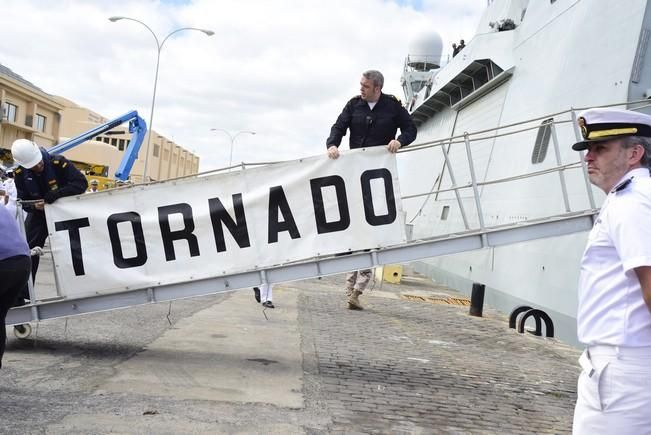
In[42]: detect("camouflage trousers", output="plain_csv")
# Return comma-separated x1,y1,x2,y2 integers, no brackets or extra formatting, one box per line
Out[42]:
345,269,372,293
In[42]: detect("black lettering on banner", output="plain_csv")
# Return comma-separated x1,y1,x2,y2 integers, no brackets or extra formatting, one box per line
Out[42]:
310,176,350,234
54,218,90,276
158,203,200,261
208,194,251,252
360,168,397,226
107,212,148,268
268,186,301,243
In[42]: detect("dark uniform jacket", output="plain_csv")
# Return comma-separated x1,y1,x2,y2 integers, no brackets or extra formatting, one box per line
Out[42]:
326,93,417,149
14,148,88,210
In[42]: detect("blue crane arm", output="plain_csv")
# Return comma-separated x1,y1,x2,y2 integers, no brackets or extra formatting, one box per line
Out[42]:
47,110,147,181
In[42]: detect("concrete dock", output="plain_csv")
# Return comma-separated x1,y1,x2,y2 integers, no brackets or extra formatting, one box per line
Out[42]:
1,268,580,434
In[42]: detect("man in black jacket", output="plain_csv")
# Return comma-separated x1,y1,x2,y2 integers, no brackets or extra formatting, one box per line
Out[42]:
326,70,417,309
11,139,88,292
326,70,416,159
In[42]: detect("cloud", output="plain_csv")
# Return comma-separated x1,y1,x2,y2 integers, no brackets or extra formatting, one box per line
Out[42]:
0,0,483,170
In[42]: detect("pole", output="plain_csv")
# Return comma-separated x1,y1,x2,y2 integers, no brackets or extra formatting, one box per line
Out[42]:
109,17,214,183
142,46,161,183
210,129,256,171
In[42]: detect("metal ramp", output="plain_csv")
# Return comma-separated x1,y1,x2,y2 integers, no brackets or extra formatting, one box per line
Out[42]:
11,99,640,329
6,208,597,326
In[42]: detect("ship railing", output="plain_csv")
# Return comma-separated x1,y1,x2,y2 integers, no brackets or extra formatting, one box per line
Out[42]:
395,98,651,242
143,98,651,245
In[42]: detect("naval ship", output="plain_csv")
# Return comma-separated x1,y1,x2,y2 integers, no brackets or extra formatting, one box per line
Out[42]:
397,0,651,345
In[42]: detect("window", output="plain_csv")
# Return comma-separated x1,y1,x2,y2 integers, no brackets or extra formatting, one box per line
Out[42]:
531,118,553,164
111,138,118,147
153,144,160,157
440,205,450,220
35,114,46,132
163,149,170,161
4,102,17,122
118,139,125,151
104,137,110,144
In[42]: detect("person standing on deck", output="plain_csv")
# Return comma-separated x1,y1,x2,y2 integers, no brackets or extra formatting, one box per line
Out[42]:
571,108,651,434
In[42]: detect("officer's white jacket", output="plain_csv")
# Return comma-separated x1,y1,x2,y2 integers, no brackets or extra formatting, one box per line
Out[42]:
578,168,651,346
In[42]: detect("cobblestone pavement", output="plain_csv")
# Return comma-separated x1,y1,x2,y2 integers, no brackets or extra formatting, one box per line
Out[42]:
295,273,581,434
1,267,581,434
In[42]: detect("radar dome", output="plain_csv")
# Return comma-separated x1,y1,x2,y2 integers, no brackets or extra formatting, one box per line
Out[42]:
407,30,443,70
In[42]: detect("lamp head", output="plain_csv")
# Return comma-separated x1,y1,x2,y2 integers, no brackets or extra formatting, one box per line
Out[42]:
108,16,125,22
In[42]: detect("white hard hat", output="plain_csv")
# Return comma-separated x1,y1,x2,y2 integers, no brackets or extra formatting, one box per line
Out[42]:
11,139,43,168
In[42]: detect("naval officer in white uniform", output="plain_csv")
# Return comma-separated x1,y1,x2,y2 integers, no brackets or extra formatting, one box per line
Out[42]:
571,108,651,434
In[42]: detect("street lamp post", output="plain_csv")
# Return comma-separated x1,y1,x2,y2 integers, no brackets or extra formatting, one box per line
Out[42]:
210,129,256,170
109,16,214,182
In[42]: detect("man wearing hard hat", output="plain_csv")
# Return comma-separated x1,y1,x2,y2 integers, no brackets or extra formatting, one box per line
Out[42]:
10,139,87,293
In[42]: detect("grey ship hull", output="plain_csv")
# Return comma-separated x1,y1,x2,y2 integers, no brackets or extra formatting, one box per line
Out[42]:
399,0,651,345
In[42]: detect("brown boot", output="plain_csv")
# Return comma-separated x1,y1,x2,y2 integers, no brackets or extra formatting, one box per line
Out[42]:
348,290,363,310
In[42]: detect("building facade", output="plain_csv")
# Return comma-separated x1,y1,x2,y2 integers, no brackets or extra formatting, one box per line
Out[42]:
0,64,63,164
0,63,199,182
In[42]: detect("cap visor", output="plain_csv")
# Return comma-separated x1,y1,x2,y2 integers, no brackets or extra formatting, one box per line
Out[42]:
572,141,590,151
572,135,623,151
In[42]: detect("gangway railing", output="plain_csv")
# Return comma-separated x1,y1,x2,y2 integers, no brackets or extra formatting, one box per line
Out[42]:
8,100,649,329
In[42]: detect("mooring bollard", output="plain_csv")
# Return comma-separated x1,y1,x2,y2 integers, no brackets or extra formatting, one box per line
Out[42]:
469,282,485,317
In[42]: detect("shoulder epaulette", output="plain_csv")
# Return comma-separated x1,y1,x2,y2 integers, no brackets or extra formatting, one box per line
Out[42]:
15,167,22,174
613,178,633,193
53,159,60,165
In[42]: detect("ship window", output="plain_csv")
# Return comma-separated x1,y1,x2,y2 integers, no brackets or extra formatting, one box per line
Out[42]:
440,205,450,220
118,139,125,151
531,118,553,164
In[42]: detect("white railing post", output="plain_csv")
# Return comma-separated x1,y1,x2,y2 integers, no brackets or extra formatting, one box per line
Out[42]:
463,132,488,247
549,122,571,212
441,144,471,230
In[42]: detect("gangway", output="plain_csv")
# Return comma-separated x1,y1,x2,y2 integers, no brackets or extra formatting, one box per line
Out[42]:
5,102,624,331
6,209,596,328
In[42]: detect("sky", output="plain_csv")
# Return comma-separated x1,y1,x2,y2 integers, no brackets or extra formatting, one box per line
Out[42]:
0,0,484,171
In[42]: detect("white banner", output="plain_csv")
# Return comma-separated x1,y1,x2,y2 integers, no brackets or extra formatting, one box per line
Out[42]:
45,148,406,298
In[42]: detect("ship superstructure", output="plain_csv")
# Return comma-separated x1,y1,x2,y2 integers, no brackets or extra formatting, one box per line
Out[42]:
398,0,651,345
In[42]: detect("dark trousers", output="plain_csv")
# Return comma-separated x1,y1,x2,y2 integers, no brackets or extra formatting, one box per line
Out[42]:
0,255,31,368
25,211,48,297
